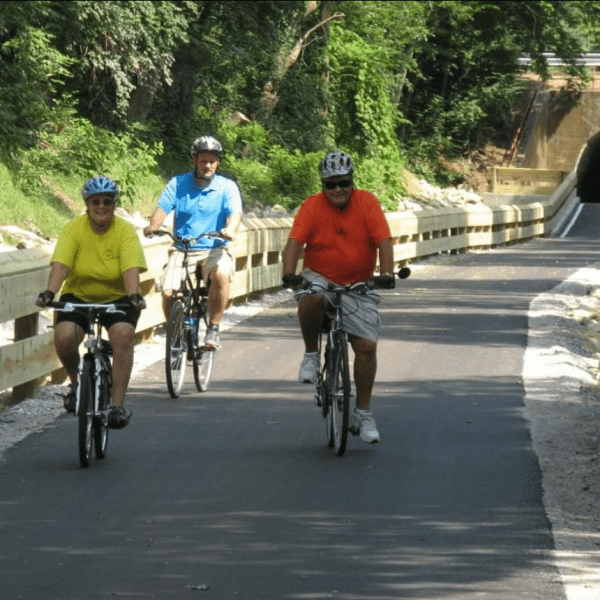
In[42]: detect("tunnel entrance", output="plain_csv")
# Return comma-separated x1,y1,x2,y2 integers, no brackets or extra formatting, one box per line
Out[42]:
577,130,600,203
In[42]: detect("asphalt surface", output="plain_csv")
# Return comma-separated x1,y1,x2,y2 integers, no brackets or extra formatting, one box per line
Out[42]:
2,206,600,599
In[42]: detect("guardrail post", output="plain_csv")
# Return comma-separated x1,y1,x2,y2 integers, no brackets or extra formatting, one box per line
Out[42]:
12,313,40,401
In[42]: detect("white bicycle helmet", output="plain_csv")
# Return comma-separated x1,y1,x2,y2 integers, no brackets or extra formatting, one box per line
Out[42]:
190,135,223,158
319,152,354,179
81,176,119,201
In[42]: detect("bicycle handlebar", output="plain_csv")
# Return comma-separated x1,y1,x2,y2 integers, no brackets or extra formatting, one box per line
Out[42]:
285,267,411,291
47,301,129,315
151,229,225,245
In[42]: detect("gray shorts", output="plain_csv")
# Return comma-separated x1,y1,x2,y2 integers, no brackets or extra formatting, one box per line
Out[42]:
162,246,235,292
295,269,382,343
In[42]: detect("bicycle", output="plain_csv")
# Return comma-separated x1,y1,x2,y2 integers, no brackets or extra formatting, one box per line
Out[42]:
294,267,411,456
152,229,223,398
48,302,130,468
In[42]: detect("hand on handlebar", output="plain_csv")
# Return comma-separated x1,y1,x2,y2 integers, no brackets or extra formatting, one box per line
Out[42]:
36,290,55,308
218,226,235,241
128,293,146,310
373,274,395,290
282,273,304,289
372,267,411,290
143,225,160,238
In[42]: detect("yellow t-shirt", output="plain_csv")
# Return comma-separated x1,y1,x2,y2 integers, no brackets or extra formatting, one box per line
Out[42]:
52,215,148,302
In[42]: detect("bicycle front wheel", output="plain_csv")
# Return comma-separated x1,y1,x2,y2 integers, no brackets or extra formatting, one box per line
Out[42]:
192,318,214,392
78,358,95,468
166,300,187,398
328,332,351,456
94,355,111,459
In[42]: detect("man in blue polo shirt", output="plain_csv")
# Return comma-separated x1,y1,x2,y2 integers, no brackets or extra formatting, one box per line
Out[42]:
144,136,242,349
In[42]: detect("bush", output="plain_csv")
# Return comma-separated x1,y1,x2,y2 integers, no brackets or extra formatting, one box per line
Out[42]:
15,116,163,207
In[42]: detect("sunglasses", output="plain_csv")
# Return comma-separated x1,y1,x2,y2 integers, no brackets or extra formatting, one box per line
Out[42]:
324,179,353,190
89,197,115,207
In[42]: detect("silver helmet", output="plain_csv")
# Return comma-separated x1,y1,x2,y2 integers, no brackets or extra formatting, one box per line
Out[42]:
190,136,223,158
319,152,354,179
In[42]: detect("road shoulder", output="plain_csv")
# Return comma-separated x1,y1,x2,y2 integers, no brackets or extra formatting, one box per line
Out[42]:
524,266,600,600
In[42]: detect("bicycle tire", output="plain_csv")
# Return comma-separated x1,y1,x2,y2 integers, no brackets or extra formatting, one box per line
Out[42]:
329,332,351,456
192,316,214,392
166,299,187,398
94,355,111,459
78,358,95,468
322,343,335,448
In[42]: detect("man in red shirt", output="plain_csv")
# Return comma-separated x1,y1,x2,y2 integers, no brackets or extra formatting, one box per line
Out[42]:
282,152,395,444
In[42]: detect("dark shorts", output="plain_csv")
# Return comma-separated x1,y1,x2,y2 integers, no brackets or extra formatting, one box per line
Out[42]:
56,294,140,332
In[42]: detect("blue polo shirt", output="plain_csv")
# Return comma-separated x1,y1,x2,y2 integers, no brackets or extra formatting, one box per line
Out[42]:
157,172,243,250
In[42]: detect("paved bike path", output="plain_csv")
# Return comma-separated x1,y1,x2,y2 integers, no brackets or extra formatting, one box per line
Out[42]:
2,228,600,599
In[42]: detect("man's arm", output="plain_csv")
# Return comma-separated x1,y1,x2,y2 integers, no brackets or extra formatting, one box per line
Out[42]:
377,238,394,275
143,207,168,237
220,211,242,240
283,238,303,275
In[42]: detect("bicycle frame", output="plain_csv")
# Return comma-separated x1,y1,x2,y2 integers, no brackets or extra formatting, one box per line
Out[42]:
154,229,221,396
49,301,126,467
53,302,123,416
298,279,373,455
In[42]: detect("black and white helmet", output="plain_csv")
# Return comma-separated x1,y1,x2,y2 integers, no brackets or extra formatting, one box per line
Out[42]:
190,136,223,158
319,152,354,179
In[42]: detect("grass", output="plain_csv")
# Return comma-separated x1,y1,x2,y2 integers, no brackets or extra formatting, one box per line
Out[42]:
0,161,167,240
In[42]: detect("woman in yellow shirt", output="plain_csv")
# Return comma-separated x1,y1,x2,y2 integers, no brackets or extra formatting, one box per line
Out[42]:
36,177,147,429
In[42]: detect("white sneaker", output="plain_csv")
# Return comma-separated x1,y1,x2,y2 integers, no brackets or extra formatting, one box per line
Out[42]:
350,409,380,444
298,353,319,383
204,326,221,350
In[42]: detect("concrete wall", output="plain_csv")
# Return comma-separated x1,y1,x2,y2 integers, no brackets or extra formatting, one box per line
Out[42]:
522,90,600,171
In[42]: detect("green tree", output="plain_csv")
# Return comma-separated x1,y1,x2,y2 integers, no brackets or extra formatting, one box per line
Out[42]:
0,2,72,156
54,0,194,128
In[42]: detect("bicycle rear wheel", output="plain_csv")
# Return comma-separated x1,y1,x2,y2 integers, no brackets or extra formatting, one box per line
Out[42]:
193,317,214,392
166,299,187,398
78,358,95,468
328,332,351,456
94,355,111,459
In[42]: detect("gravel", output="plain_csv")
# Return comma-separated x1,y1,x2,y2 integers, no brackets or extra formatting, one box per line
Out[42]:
1,269,599,598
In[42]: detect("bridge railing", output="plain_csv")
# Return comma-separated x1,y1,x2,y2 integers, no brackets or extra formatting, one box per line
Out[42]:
0,170,577,401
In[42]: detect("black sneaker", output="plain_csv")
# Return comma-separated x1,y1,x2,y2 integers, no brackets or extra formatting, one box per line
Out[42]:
108,406,131,429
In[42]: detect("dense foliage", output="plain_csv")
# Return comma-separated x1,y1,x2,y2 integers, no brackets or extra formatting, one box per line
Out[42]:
2,0,600,226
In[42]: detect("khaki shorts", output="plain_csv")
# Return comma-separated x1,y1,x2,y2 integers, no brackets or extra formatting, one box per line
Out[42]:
295,269,382,343
161,246,235,292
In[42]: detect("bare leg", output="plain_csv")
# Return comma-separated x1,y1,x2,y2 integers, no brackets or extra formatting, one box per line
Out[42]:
54,321,85,386
107,322,136,407
207,267,230,327
350,336,377,411
162,291,173,322
298,294,326,353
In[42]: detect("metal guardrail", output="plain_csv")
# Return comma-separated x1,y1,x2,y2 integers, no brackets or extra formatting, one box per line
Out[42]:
0,171,578,401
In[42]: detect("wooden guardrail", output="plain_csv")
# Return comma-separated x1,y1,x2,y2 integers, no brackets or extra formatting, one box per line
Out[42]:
0,171,578,401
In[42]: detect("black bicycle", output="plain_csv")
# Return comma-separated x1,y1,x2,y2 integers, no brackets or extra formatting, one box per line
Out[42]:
153,230,222,398
295,268,410,456
49,302,128,468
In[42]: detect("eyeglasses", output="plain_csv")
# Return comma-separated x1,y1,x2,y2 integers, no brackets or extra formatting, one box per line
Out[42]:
89,197,115,207
324,179,352,190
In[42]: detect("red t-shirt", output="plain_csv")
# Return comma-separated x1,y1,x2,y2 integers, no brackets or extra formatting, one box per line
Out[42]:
290,189,391,284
